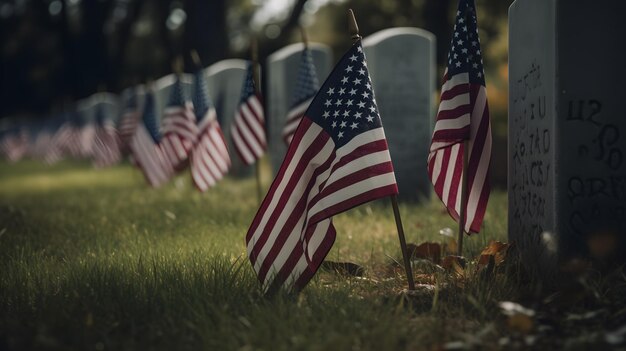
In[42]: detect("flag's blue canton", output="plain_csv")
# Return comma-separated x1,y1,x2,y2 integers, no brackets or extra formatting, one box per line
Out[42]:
143,92,161,143
305,41,382,148
239,61,257,103
167,76,186,107
291,47,319,106
95,104,106,125
193,70,214,122
446,0,485,86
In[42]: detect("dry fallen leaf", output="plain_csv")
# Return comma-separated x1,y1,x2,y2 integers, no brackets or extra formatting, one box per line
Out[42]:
507,314,534,334
587,230,619,259
441,255,466,275
407,242,441,264
479,240,510,265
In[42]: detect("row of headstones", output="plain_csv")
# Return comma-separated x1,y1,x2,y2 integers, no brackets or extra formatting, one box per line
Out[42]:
71,0,626,286
88,27,436,201
266,27,436,202
509,0,626,283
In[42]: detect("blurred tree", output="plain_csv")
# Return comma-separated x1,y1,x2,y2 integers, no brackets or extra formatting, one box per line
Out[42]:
0,0,512,120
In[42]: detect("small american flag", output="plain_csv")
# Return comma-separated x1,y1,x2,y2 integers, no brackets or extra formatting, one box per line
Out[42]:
60,113,85,159
190,70,231,191
282,46,319,145
92,104,121,168
118,88,142,155
246,40,398,292
130,91,174,187
76,113,96,159
160,76,198,171
32,128,57,164
0,128,28,162
427,0,492,234
230,62,266,165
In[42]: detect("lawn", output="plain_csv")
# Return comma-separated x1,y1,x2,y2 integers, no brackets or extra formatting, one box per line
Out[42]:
0,160,622,350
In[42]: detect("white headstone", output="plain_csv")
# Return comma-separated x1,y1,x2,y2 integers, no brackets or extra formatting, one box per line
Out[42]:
363,27,436,202
206,59,249,176
266,43,333,174
153,74,193,123
509,0,626,282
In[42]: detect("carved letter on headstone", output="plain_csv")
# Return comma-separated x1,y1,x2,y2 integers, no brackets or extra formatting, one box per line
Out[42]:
509,0,626,283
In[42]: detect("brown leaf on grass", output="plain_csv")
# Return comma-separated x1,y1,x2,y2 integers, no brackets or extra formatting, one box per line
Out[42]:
499,301,535,334
406,242,441,264
507,314,534,334
479,240,510,265
441,255,466,275
320,261,365,277
587,231,619,259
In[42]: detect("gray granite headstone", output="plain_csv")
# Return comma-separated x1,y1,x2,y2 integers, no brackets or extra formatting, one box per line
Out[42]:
96,93,121,123
266,43,333,174
205,59,249,177
509,0,626,282
153,74,193,124
363,27,436,202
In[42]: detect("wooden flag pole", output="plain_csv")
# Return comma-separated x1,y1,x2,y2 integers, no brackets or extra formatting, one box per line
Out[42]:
190,50,202,69
348,9,415,291
457,141,469,256
250,37,263,204
299,25,309,49
172,56,184,75
390,195,416,291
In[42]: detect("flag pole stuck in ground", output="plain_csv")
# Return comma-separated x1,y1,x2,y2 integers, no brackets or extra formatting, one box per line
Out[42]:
427,0,492,254
348,9,415,291
251,37,263,204
245,9,414,294
189,50,231,192
229,39,267,203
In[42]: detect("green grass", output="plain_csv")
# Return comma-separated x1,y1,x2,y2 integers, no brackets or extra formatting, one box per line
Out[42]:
0,160,620,350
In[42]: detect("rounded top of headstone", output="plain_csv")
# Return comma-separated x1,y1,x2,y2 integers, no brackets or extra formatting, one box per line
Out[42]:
267,42,331,63
76,92,119,112
362,27,435,47
154,73,193,91
206,59,248,76
93,92,119,106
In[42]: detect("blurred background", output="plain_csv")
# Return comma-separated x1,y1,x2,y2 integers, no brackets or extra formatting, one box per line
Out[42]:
0,0,512,184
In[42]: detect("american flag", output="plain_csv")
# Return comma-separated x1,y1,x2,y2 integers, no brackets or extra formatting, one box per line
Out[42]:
118,88,142,154
74,113,96,159
129,91,174,187
49,120,73,159
160,76,198,171
282,46,319,145
31,128,56,164
246,40,398,292
92,104,121,168
190,70,231,192
427,0,492,234
230,62,266,165
0,128,28,162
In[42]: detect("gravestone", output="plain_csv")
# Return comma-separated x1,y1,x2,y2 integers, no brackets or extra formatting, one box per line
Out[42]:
153,74,193,124
95,93,121,123
206,59,249,176
509,0,626,283
266,43,333,174
363,27,436,202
